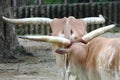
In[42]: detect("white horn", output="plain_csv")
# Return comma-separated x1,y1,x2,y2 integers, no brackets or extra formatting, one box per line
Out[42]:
82,14,105,24
19,35,70,45
82,24,116,43
3,16,53,24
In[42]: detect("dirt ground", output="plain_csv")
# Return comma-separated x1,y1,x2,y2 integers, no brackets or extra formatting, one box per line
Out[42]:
0,32,120,80
0,38,60,80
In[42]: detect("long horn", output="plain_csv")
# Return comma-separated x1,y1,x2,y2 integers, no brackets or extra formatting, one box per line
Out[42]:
2,16,53,24
82,24,116,43
82,14,105,24
19,35,70,45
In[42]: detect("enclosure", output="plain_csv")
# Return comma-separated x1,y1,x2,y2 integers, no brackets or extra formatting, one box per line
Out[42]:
13,1,120,35
0,0,120,80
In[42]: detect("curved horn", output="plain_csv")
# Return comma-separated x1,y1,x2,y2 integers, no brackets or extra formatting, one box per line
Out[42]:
82,24,116,43
19,35,70,45
82,14,105,24
3,16,53,24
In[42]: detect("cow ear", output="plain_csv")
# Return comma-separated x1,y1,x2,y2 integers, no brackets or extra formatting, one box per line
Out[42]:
82,24,116,43
50,18,66,36
55,48,69,54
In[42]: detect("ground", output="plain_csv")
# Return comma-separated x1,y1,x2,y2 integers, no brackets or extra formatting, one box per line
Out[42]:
0,32,120,80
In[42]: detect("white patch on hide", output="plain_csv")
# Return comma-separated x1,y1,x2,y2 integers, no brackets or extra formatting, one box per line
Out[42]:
97,46,120,80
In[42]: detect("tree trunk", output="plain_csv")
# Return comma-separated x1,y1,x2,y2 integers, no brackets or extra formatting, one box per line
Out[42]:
64,0,69,4
39,0,43,5
0,0,26,59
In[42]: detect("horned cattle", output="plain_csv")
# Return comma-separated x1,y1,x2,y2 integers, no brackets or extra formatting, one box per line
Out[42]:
3,15,116,80
55,24,117,80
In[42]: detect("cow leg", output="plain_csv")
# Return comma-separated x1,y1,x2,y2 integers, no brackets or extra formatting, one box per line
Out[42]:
61,69,66,80
57,64,66,80
66,66,77,80
59,55,67,80
69,75,77,80
87,70,101,80
66,66,71,80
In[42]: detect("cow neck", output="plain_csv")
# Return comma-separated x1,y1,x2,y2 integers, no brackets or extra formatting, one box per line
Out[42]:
66,38,86,48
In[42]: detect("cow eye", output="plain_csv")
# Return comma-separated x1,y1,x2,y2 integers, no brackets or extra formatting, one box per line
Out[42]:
62,30,64,34
71,30,73,34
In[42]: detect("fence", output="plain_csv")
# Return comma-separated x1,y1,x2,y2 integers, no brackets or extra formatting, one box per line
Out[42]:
12,2,120,35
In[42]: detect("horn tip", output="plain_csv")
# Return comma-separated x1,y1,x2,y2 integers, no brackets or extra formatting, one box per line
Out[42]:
2,16,10,21
2,16,6,20
99,14,105,23
18,36,27,39
99,14,102,17
110,24,116,27
99,14,104,18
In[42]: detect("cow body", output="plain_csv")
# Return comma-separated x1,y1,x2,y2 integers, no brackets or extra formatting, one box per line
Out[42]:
86,37,120,80
60,37,120,80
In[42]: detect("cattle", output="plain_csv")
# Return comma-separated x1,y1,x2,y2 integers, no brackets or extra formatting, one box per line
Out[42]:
18,24,116,80
3,15,106,80
55,24,116,80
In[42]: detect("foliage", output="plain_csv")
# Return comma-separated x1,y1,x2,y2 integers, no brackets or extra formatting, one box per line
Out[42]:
44,0,64,4
43,0,114,4
96,0,113,2
110,27,120,33
27,0,114,5
27,0,38,5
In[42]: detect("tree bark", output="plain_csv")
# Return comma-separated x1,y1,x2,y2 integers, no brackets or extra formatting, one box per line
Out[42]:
0,0,26,59
39,0,43,5
64,0,69,4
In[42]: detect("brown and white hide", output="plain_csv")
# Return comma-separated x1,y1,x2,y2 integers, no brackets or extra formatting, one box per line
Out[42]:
55,36,120,80
86,37,120,80
54,24,116,80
